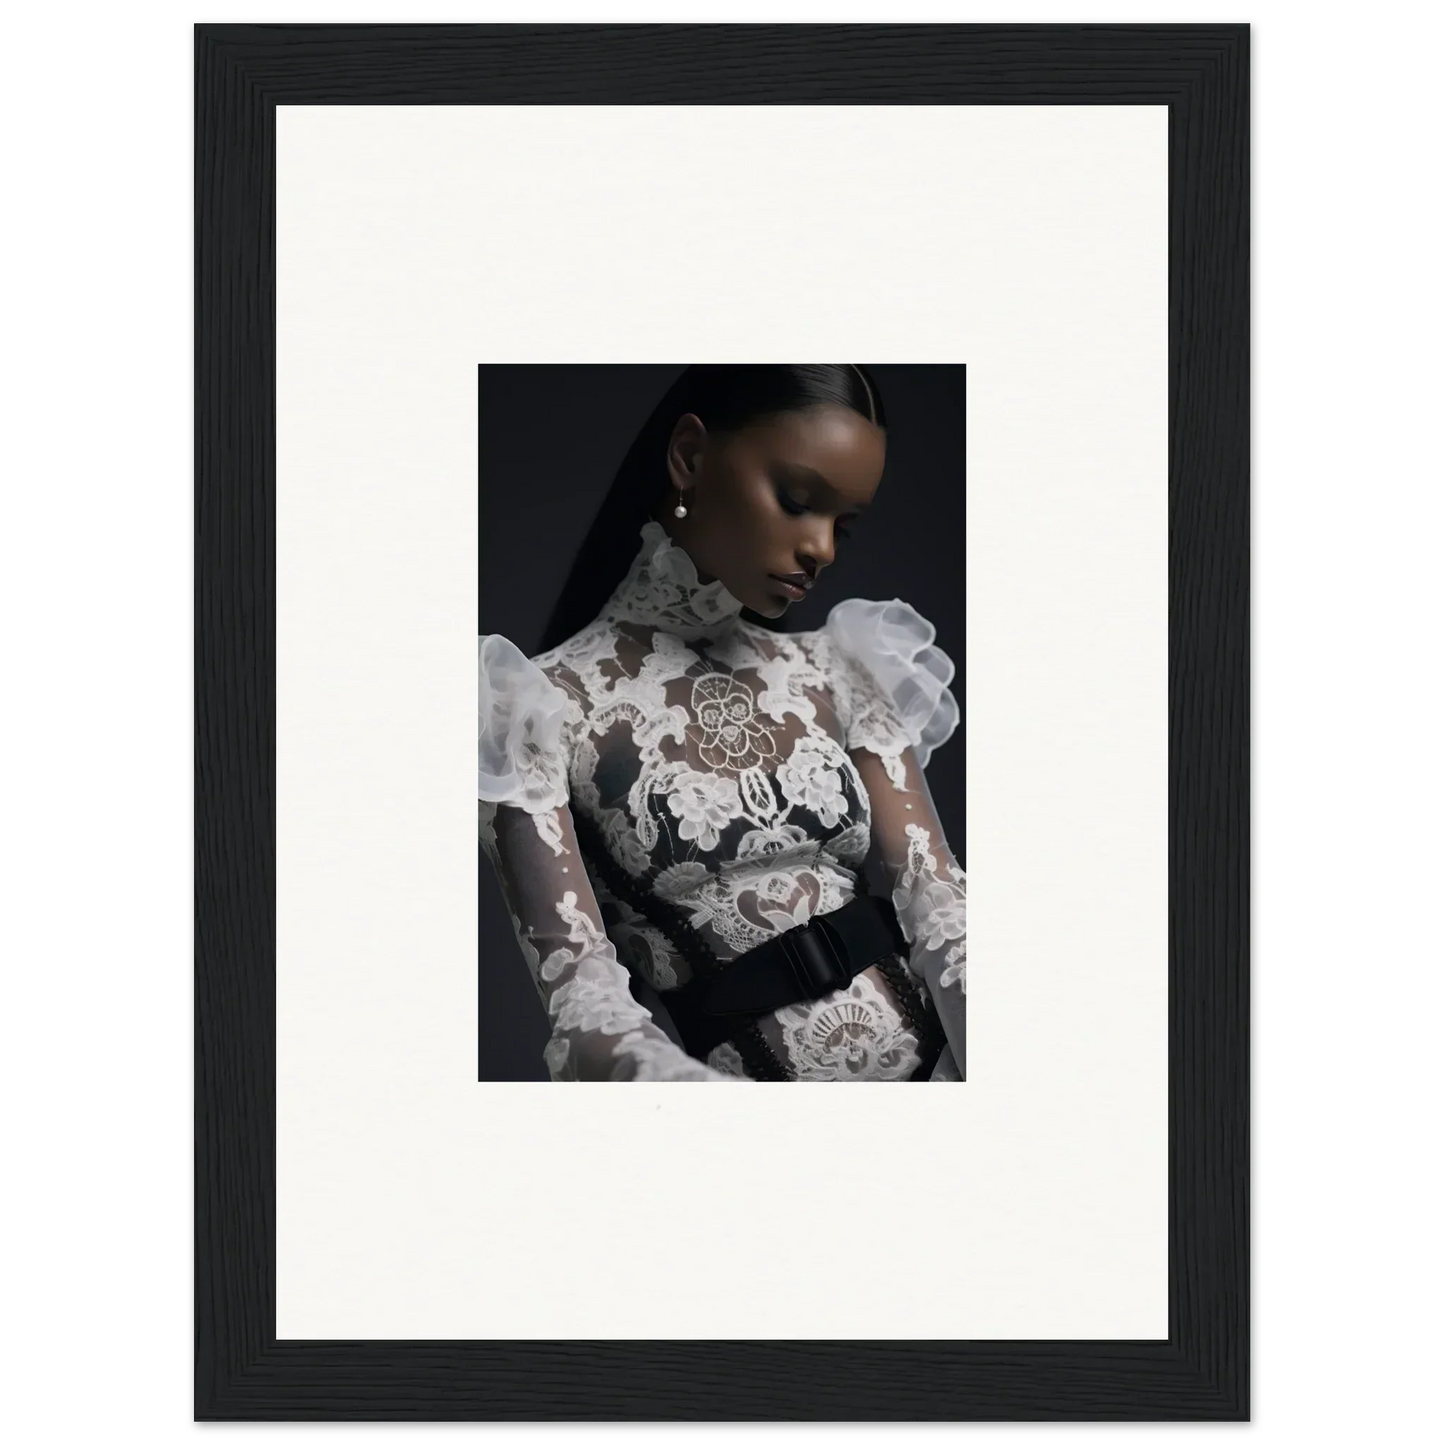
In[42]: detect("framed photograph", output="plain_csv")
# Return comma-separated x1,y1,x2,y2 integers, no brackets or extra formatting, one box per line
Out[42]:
197,21,1248,1420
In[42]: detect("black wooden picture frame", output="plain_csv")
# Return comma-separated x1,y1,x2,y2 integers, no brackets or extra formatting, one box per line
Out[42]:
195,22,1248,1421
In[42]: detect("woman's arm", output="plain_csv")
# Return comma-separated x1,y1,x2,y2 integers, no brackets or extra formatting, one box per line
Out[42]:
482,796,739,1082
817,599,966,1078
479,631,737,1082
849,745,967,1074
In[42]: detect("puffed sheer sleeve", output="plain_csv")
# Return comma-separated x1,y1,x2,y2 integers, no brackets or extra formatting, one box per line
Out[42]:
478,635,740,1082
824,602,967,1078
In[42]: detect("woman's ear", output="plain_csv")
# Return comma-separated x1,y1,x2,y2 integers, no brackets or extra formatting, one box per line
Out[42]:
666,412,706,492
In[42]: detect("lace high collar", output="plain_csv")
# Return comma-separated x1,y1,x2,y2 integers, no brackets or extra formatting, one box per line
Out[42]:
597,520,745,641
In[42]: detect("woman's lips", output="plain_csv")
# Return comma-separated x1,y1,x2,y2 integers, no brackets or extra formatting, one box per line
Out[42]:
769,573,812,600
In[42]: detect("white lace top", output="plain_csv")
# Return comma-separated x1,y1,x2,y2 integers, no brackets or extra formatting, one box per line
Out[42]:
478,520,967,1081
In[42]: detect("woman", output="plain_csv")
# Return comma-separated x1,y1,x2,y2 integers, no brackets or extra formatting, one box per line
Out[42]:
478,364,966,1081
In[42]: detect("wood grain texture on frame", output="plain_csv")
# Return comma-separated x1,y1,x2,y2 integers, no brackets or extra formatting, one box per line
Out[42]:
195,21,1247,1421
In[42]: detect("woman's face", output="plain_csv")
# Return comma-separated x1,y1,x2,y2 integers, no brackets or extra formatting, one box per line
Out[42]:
660,404,886,617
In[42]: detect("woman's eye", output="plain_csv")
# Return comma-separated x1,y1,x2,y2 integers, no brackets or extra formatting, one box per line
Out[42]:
776,483,855,541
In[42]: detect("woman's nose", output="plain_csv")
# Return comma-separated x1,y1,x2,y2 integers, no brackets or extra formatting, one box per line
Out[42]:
799,520,835,571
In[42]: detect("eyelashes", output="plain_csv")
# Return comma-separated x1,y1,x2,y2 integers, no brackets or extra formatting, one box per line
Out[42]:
775,487,854,541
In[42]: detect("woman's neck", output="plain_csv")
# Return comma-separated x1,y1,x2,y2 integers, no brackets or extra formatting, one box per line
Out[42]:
597,520,744,640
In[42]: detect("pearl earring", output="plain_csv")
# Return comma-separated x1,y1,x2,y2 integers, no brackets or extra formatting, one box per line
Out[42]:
673,490,688,519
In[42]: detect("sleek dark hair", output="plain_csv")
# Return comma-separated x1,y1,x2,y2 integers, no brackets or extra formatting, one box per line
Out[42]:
535,364,887,655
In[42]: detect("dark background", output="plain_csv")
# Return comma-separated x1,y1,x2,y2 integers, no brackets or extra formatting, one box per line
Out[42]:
479,364,966,1079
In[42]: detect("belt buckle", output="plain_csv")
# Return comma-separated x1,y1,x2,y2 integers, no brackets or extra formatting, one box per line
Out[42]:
779,917,849,998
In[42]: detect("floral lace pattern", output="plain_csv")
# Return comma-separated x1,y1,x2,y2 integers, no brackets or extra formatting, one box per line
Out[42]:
772,971,923,1081
479,520,967,1081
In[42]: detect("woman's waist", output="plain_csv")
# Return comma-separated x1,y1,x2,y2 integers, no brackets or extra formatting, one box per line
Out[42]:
659,890,918,1020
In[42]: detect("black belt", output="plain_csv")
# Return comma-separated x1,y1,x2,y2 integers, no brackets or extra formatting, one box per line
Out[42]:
656,892,908,1062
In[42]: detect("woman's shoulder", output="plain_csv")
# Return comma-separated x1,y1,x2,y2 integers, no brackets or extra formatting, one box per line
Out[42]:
478,631,567,698
799,597,959,768
477,631,585,810
527,616,618,683
477,615,613,701
794,597,950,674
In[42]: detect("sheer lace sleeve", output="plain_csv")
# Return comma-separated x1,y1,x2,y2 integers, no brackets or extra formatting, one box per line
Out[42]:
478,634,739,1082
852,747,967,1079
822,602,967,1077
